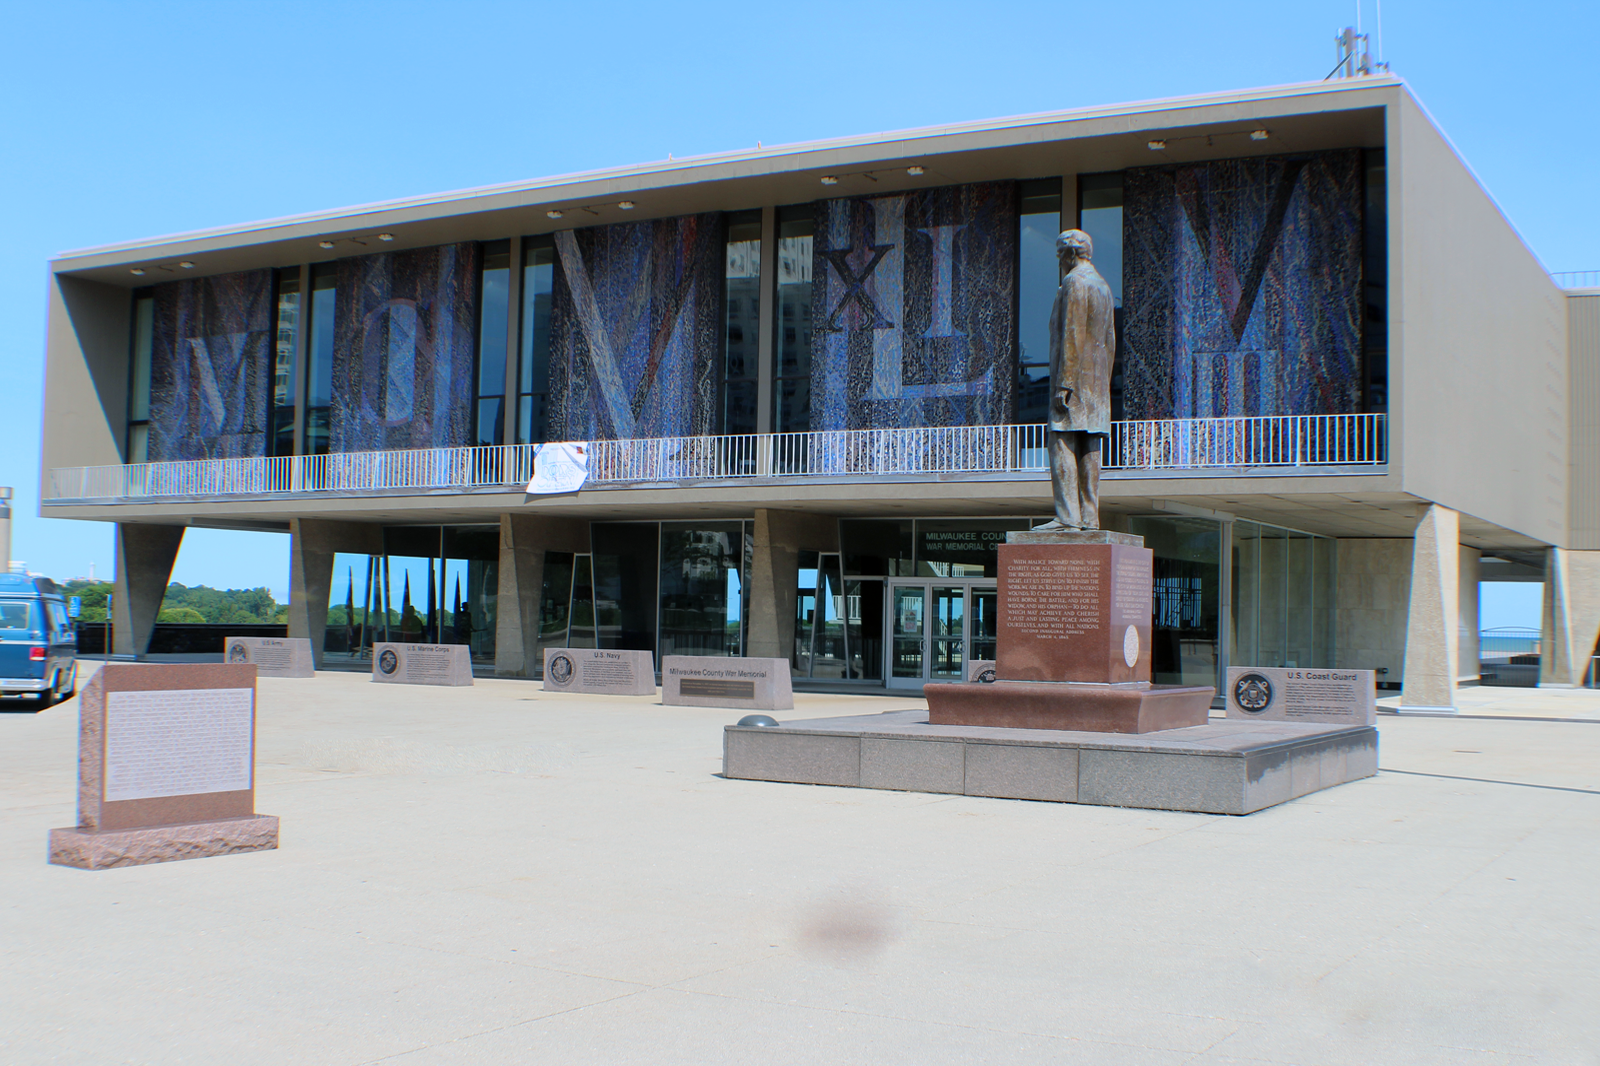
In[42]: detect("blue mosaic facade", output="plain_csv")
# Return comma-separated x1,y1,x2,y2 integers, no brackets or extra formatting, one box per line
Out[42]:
546,214,724,440
810,182,1017,430
1121,151,1364,420
329,243,480,452
148,270,273,461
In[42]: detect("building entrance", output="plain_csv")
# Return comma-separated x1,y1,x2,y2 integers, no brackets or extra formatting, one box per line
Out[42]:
885,580,998,690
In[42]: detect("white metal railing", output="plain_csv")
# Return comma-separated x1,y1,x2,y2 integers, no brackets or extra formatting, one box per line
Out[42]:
1553,270,1600,289
43,414,1387,503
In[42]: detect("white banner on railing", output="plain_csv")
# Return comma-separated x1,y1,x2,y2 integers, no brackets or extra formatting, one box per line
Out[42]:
526,442,589,495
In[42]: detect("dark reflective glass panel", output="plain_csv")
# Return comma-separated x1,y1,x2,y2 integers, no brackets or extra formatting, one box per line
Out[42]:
658,522,745,658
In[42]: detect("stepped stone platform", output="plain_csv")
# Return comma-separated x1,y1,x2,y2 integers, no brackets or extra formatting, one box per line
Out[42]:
723,709,1377,815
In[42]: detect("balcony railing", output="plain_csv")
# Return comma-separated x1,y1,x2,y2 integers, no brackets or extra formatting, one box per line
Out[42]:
1553,270,1600,289
43,413,1387,504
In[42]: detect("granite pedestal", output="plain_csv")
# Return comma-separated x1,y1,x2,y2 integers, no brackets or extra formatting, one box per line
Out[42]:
928,529,1214,733
48,663,280,869
723,709,1377,815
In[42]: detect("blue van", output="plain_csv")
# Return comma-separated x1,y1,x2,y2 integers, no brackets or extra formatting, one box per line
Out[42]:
0,573,78,708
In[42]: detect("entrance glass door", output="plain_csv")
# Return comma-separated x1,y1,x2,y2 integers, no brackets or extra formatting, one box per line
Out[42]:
886,581,994,689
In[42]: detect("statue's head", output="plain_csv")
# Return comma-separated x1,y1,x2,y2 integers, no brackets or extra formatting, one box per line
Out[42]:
1057,229,1093,264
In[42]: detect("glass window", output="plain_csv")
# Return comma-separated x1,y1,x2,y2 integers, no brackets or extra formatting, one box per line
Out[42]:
569,555,596,648
793,549,819,676
1017,180,1061,425
723,212,761,436
841,519,913,577
518,237,555,444
536,551,576,669
1078,172,1126,420
591,523,659,660
844,578,883,681
0,600,36,631
1363,148,1388,412
915,519,1029,578
1130,515,1221,689
305,263,337,456
773,206,813,434
476,241,511,448
271,269,300,458
127,292,154,462
658,522,746,658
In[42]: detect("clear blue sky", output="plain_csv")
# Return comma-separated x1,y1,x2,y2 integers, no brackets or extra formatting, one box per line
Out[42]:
1,0,1591,627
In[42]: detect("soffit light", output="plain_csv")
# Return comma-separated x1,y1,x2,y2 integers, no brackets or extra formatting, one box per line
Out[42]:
617,201,636,210
906,166,925,176
546,209,564,219
1147,139,1167,151
820,175,839,185
129,268,145,276
178,261,196,269
1250,129,1271,141
318,241,335,249
377,233,394,241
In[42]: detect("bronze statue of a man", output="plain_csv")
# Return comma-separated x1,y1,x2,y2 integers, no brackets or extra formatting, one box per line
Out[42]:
1038,228,1115,531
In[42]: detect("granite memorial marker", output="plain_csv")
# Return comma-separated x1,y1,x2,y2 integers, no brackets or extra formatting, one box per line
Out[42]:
662,656,792,710
49,663,279,870
1225,667,1377,725
226,635,315,678
542,648,656,695
370,642,474,687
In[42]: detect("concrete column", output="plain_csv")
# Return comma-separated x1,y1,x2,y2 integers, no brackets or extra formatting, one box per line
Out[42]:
1401,505,1460,711
112,523,185,658
494,514,590,677
745,509,840,662
1458,546,1481,684
289,519,382,668
1538,548,1600,687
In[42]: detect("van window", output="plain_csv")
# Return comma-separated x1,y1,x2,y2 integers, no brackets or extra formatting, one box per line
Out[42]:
0,600,36,631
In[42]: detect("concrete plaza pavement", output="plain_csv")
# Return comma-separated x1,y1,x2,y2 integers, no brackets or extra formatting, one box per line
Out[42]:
3,669,1598,1065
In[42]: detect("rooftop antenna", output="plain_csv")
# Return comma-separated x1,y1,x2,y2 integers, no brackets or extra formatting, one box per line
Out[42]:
1327,18,1378,79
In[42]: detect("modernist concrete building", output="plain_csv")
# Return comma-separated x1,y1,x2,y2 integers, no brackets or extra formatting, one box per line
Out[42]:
38,75,1600,709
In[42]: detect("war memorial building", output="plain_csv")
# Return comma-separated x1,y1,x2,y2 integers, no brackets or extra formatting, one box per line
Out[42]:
38,75,1600,710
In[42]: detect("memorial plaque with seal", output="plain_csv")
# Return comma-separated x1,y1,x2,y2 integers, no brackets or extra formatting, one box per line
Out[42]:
48,663,279,870
662,655,793,710
370,642,474,687
996,542,1152,684
542,648,657,695
225,636,315,678
1225,666,1376,725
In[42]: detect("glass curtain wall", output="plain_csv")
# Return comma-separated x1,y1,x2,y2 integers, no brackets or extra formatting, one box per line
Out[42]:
1077,173,1126,419
475,241,511,447
127,290,154,462
518,236,556,444
321,526,498,666
773,205,813,434
1231,520,1336,672
270,269,300,457
1129,516,1221,688
722,212,762,436
659,521,750,657
1016,180,1062,425
305,263,337,455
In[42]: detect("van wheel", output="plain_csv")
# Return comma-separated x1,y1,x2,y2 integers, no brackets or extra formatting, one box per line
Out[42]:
37,677,57,710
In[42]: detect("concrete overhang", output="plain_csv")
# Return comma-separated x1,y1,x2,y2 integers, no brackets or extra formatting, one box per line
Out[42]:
50,77,1399,288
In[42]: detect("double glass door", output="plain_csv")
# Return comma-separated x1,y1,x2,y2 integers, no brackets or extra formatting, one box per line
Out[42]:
886,581,997,689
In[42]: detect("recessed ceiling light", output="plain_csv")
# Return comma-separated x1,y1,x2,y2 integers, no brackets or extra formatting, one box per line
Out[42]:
377,233,394,241
1147,140,1167,150
820,175,839,185
617,201,636,210
319,241,335,249
906,166,925,176
1250,129,1270,141
178,261,195,269
129,268,146,276
546,209,564,219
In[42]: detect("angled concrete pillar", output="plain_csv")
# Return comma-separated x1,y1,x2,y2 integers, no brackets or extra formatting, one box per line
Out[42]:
1539,548,1600,687
1401,505,1460,712
494,514,590,678
289,519,382,669
112,523,185,658
745,510,840,663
